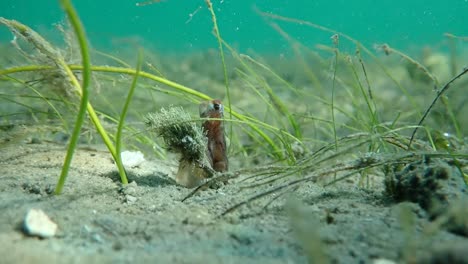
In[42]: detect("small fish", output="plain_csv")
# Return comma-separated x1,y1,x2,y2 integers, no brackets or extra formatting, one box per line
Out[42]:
199,99,228,172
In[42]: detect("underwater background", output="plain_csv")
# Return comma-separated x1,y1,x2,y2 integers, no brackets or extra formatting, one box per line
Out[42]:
1,0,467,55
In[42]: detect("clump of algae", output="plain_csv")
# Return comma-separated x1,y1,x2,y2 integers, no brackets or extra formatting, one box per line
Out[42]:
145,106,212,187
0,18,78,99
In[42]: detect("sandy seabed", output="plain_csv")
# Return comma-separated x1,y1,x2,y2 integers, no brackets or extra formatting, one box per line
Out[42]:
1,140,467,264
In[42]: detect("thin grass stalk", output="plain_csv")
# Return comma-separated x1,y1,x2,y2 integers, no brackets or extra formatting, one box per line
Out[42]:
440,95,462,139
347,57,378,126
100,111,166,159
92,49,132,68
379,44,463,136
256,10,422,115
445,33,458,77
408,67,468,149
379,44,439,88
55,0,91,194
114,50,144,184
0,18,126,187
235,67,291,137
266,21,326,94
222,41,302,160
240,54,302,139
221,150,468,216
1,64,285,160
0,96,46,113
3,75,69,130
331,35,339,150
205,0,232,139
355,48,374,101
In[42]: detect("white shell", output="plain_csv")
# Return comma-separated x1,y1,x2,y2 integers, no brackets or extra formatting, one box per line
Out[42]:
121,150,145,168
23,209,58,238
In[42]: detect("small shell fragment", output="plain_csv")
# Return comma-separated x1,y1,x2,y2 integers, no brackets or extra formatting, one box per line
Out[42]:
121,150,145,168
23,208,58,238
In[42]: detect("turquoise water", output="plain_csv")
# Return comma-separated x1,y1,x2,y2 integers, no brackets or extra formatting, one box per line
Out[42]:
0,0,467,54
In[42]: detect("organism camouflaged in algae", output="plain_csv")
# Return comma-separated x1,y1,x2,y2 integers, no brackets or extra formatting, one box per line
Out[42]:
177,99,229,187
176,100,228,188
145,100,228,188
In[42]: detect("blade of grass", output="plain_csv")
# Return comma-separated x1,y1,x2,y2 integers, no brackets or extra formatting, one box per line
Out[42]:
265,20,327,95
408,67,468,149
2,75,69,130
0,95,49,114
54,0,91,194
205,0,232,139
114,49,143,184
331,35,339,151
256,9,422,117
239,54,302,139
0,17,127,188
1,64,285,160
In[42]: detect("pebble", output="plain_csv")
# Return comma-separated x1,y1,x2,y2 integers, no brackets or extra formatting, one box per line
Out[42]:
125,195,137,204
373,259,396,264
23,208,58,238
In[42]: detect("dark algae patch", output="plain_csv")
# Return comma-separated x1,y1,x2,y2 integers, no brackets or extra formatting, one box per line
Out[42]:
385,158,468,237
385,158,467,213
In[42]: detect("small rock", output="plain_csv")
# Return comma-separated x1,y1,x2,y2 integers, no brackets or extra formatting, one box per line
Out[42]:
120,181,138,196
125,195,137,204
23,209,58,238
113,241,124,251
373,259,397,264
91,233,104,243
